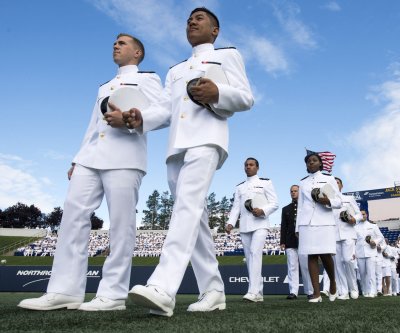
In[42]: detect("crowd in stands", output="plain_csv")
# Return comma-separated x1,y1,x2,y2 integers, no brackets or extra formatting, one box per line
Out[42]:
14,228,284,257
14,226,400,258
134,232,166,257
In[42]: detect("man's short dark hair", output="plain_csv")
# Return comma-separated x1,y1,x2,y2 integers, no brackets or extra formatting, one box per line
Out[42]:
245,157,259,167
190,7,220,27
334,177,343,186
117,33,145,64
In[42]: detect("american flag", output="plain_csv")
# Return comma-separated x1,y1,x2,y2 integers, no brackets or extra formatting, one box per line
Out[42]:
306,149,336,174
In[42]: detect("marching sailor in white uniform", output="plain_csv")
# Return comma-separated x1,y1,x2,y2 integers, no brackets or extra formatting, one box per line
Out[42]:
18,34,162,311
127,7,253,316
296,152,342,302
333,177,362,300
354,210,384,297
226,157,279,302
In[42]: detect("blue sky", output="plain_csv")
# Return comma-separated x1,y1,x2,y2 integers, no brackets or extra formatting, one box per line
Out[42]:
1,0,400,228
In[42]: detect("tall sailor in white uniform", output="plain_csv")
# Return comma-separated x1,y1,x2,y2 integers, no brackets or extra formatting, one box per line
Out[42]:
333,177,363,300
226,157,279,302
18,34,163,311
296,152,342,303
127,7,253,316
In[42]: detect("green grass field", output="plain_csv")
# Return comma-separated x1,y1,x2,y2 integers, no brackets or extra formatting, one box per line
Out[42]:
1,293,399,332
0,255,286,266
1,237,400,332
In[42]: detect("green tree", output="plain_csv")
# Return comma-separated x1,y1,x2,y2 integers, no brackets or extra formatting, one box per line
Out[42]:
207,192,220,229
142,190,161,229
1,202,43,228
45,207,63,227
90,212,104,230
217,195,232,232
158,191,174,230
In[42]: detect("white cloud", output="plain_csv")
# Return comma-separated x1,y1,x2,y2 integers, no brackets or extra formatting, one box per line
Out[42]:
89,0,291,76
272,2,317,49
0,155,56,212
340,69,400,190
323,2,342,12
239,33,289,75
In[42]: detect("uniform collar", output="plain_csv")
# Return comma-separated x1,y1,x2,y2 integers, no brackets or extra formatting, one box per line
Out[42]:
192,43,214,56
117,65,138,75
246,174,259,182
308,170,321,178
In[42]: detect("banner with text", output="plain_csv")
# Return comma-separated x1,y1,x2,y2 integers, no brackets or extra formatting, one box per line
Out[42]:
0,265,312,295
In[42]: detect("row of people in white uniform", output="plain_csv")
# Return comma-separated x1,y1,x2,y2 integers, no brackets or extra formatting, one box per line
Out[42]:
332,177,400,299
282,175,400,301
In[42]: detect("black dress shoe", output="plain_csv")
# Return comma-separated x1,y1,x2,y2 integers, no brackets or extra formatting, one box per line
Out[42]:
307,294,314,300
286,293,297,300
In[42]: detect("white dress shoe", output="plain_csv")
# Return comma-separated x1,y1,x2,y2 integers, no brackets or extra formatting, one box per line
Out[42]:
337,294,349,300
365,294,376,298
78,296,126,311
243,293,264,302
350,290,359,299
321,290,329,297
329,291,338,302
187,290,226,312
129,285,175,317
18,293,83,311
308,296,322,303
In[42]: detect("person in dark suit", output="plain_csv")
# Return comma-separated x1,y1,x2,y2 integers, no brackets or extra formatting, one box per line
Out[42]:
280,185,313,299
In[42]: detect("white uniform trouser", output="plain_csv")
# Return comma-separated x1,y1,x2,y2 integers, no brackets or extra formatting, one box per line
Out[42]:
375,258,383,293
322,270,330,292
286,248,299,295
147,147,224,298
299,253,313,295
334,239,358,295
241,229,268,295
47,165,143,299
357,257,376,296
285,248,312,295
391,266,398,295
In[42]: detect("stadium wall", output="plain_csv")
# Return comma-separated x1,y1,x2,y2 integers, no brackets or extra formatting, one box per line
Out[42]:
0,265,306,295
0,228,46,237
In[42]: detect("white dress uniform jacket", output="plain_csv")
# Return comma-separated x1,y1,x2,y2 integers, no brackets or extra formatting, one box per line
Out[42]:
334,194,362,241
140,43,254,169
296,171,342,229
73,65,162,172
46,65,163,300
354,221,384,258
227,175,279,233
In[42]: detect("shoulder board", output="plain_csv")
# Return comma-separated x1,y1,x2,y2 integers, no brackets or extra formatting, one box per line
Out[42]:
236,181,245,186
215,46,236,50
99,80,110,87
301,176,309,181
259,177,270,181
170,59,187,69
137,71,156,74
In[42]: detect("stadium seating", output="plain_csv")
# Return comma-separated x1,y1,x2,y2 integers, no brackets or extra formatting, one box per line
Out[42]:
14,228,284,257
